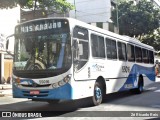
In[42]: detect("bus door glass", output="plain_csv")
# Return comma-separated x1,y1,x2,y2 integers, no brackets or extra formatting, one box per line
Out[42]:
73,26,89,71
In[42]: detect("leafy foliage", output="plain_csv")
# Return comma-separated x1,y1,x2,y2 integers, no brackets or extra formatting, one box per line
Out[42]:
0,0,74,13
141,28,160,51
0,0,18,9
111,0,160,37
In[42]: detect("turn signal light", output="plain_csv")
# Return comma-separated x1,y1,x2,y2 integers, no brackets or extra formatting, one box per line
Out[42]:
16,77,21,84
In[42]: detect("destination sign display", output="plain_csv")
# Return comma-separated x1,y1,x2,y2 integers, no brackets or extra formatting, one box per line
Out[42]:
15,19,69,34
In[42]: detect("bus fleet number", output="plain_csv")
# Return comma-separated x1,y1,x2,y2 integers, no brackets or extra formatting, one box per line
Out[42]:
39,80,49,85
122,66,130,73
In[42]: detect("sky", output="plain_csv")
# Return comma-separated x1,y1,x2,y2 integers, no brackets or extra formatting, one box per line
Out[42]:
0,7,20,36
0,7,20,52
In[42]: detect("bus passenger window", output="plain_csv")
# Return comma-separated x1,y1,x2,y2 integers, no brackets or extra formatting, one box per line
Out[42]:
142,49,149,63
106,38,117,59
127,44,135,62
118,42,127,61
149,51,154,64
73,26,88,40
91,34,105,58
135,46,142,63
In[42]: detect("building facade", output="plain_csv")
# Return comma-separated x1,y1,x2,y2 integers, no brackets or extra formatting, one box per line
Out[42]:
67,0,117,32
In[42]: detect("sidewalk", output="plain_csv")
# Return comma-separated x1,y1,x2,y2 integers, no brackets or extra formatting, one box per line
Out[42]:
0,84,12,97
156,77,160,82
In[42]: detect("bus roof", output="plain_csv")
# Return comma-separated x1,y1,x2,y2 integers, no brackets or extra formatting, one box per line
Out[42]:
16,17,154,51
67,18,154,51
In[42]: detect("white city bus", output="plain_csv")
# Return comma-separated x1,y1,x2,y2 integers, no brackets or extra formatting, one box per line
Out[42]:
10,18,155,106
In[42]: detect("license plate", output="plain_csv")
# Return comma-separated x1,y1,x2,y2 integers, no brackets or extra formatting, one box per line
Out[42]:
30,90,40,95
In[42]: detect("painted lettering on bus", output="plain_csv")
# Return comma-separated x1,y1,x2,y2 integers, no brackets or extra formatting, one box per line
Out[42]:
92,64,104,72
16,21,62,33
39,80,49,85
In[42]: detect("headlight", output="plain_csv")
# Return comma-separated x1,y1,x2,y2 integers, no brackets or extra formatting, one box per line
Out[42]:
16,77,21,84
52,74,71,88
58,81,65,86
63,74,71,83
52,83,59,88
12,77,20,86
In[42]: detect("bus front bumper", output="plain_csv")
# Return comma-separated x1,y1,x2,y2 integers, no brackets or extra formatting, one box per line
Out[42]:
12,83,73,100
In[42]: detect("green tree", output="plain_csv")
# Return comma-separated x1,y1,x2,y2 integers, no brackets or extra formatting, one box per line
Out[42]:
111,0,160,38
141,28,160,51
0,0,74,13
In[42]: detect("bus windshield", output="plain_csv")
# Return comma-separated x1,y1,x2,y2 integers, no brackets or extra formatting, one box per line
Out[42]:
13,19,71,78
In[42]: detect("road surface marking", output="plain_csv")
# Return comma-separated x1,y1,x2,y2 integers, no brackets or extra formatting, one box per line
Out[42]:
154,89,160,92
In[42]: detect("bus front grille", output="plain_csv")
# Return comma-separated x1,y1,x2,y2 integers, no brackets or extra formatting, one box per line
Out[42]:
21,84,51,88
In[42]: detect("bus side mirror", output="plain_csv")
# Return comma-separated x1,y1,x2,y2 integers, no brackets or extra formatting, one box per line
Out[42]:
6,34,14,57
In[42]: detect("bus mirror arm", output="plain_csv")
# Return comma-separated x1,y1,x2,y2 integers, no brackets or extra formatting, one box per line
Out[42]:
6,39,14,57
6,34,15,57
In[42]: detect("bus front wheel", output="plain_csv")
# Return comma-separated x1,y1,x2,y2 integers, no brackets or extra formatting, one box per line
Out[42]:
92,82,103,106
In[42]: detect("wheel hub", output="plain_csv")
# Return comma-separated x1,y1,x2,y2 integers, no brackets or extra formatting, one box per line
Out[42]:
95,87,102,100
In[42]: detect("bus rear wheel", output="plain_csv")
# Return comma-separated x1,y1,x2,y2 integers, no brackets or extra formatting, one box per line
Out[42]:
92,82,103,106
130,76,143,94
135,77,143,94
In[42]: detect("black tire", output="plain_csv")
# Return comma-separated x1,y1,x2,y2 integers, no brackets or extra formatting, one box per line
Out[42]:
130,76,143,94
92,82,103,106
135,77,143,94
47,100,60,104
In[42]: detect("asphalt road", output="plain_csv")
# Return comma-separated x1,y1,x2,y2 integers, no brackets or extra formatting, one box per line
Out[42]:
0,79,160,120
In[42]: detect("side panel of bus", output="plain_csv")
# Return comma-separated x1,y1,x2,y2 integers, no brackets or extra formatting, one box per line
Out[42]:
70,24,155,100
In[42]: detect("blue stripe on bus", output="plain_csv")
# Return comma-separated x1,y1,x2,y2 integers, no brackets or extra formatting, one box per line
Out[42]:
13,83,72,100
119,64,155,91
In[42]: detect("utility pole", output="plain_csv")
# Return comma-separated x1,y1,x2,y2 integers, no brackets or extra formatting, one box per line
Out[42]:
33,0,37,19
116,0,119,34
74,0,77,19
